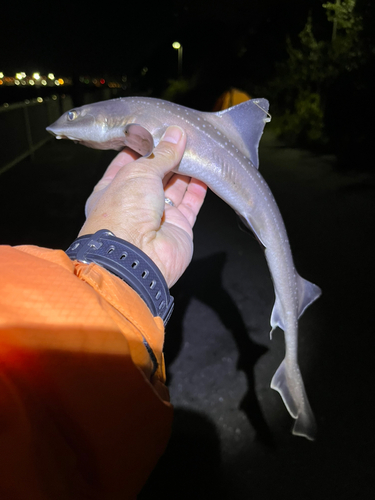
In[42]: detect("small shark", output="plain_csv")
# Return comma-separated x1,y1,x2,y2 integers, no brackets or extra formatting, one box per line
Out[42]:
47,96,321,440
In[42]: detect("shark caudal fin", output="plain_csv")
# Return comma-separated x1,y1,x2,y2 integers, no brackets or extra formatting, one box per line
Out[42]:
271,359,317,440
204,98,271,169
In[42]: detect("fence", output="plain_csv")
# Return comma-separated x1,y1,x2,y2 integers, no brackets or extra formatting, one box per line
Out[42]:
0,95,74,175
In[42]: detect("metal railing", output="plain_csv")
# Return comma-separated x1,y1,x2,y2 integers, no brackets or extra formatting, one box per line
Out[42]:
0,95,74,175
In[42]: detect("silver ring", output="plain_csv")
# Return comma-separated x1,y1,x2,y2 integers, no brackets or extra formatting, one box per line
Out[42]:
164,197,175,207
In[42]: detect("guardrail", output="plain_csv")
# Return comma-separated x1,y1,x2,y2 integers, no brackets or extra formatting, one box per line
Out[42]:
0,95,74,175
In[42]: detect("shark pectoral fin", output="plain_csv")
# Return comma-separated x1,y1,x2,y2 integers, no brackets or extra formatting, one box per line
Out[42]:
124,124,154,157
297,276,322,318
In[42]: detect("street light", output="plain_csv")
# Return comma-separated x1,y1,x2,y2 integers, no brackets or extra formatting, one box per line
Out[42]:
172,41,183,77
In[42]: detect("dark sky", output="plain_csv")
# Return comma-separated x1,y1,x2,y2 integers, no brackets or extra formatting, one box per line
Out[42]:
2,0,325,80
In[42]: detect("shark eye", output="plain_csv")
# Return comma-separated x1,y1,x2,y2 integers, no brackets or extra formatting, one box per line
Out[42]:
67,110,78,121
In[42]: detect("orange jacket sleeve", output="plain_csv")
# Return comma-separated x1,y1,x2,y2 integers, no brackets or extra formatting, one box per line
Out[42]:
0,245,173,500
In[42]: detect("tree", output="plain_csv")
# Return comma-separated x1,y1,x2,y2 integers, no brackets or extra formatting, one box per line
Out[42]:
270,0,364,152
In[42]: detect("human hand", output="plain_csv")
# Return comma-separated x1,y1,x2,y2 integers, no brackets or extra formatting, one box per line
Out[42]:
79,126,207,288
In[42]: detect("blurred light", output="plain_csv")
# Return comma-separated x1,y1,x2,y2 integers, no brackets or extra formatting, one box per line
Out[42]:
100,78,105,84
122,76,127,82
14,80,20,86
41,79,47,85
54,80,60,86
15,73,23,79
21,80,26,85
0,79,3,85
52,95,58,100
29,79,35,85
0,72,4,78
172,41,181,49
48,73,55,80
33,72,40,80
37,97,43,103
58,78,64,85
141,67,148,76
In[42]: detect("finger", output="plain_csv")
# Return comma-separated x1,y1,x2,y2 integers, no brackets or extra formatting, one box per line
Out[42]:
93,148,141,193
164,174,192,207
135,125,186,179
177,179,208,227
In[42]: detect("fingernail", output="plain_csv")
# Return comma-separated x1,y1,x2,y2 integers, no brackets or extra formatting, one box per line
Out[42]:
161,126,184,144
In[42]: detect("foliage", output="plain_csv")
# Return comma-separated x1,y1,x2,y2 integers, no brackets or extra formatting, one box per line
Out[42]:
161,77,197,103
269,0,364,150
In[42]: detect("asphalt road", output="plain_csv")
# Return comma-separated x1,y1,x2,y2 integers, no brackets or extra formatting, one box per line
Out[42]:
0,131,374,499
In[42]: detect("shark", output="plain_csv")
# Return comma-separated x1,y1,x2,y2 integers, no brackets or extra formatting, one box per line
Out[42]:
46,96,321,440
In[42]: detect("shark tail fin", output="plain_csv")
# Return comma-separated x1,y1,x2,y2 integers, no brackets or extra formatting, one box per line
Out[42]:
271,359,317,440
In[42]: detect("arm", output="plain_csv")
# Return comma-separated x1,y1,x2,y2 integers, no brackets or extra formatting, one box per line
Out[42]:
0,126,207,499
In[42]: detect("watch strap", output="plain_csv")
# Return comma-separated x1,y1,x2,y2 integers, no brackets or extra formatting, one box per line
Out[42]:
66,229,174,326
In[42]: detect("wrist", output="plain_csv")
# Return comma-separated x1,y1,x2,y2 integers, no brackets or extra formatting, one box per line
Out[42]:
66,229,174,326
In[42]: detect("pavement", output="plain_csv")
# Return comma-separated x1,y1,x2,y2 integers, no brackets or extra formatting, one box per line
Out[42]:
0,131,374,499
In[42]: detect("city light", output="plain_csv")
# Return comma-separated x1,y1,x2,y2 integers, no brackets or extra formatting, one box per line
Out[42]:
33,72,40,80
172,41,181,49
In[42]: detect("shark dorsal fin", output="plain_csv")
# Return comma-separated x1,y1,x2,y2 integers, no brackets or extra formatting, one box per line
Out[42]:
204,98,271,169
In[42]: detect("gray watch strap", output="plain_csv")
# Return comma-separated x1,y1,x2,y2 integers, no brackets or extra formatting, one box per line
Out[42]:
66,229,174,326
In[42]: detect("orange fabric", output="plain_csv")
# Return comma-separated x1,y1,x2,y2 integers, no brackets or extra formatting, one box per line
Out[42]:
212,87,251,111
0,245,173,499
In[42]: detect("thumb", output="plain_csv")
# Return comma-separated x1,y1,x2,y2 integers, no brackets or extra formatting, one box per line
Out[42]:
145,125,186,178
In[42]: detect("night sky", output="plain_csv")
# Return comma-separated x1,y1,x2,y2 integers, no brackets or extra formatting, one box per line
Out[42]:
2,1,327,82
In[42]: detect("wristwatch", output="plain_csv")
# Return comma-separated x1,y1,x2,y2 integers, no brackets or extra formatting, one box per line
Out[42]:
66,229,174,326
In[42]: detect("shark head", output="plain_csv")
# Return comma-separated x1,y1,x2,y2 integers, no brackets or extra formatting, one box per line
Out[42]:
46,101,154,155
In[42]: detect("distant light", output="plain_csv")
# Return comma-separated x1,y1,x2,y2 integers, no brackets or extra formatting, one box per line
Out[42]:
21,80,26,85
141,67,148,76
54,80,60,86
48,73,55,80
29,79,35,85
37,97,43,103
58,78,64,85
14,80,20,86
0,72,4,79
33,72,40,80
172,41,181,49
15,72,23,79
41,79,47,85
52,95,58,100
0,79,3,85
100,78,105,84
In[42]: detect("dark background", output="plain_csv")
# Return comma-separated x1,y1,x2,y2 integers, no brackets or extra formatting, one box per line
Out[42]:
1,1,374,498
